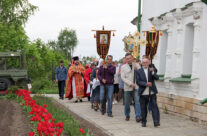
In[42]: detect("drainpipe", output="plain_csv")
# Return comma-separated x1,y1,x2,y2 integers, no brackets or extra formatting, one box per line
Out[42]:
137,0,141,59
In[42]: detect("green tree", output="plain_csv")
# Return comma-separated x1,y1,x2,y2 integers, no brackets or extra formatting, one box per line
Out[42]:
57,28,78,60
47,40,58,51
0,0,37,25
0,22,28,52
0,0,37,52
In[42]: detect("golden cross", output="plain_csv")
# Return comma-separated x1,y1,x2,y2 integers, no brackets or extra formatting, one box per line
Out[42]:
123,31,147,59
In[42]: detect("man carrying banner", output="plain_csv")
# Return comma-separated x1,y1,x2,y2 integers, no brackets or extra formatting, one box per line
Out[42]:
136,57,160,127
98,55,116,117
121,53,141,122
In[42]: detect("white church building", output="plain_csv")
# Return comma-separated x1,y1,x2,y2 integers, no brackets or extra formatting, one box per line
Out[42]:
131,0,207,123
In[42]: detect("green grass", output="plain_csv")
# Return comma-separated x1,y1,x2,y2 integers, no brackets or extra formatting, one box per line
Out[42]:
42,88,59,94
32,96,91,136
32,88,59,94
0,95,6,100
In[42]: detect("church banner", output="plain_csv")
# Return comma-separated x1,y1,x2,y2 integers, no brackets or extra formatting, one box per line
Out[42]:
96,31,111,60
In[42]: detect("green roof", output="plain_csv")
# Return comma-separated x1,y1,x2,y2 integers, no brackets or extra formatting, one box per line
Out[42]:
158,74,165,81
202,0,207,4
169,74,197,83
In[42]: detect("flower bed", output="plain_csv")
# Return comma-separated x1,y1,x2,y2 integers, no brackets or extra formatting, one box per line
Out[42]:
15,89,89,136
16,89,64,136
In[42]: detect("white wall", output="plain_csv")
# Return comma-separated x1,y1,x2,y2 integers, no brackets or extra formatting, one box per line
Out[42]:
141,0,200,31
138,0,207,99
199,4,207,99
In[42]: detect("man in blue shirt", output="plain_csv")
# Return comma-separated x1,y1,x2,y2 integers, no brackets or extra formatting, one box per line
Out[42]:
55,60,68,100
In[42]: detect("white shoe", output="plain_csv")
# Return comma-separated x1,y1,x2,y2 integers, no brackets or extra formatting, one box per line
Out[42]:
114,101,118,104
113,102,115,104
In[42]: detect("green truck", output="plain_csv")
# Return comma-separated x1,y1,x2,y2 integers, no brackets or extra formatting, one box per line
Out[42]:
0,51,28,94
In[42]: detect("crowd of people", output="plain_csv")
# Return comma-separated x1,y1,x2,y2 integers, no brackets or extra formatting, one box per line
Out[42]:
55,53,160,127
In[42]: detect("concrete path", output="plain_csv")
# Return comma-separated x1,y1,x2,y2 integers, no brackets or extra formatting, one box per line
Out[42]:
45,94,207,136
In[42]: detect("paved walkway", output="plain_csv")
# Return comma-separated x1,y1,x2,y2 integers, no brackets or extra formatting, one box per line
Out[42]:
46,94,207,136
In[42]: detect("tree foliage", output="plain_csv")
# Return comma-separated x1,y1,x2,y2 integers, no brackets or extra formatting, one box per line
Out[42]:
0,22,28,52
0,0,37,25
47,40,57,51
0,0,76,90
25,39,69,80
57,28,78,60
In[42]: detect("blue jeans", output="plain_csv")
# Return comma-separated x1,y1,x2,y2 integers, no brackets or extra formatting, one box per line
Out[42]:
100,85,114,115
124,90,141,119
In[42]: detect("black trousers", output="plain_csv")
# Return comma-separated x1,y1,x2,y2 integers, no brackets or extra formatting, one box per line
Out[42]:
58,80,65,98
140,94,160,124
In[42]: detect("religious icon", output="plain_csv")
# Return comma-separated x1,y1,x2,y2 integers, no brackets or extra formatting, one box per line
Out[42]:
92,26,116,60
129,43,134,50
123,31,147,59
100,34,108,44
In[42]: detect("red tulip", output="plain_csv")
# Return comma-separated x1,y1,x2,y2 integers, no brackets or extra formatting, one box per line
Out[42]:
28,132,34,136
80,128,85,134
16,89,64,136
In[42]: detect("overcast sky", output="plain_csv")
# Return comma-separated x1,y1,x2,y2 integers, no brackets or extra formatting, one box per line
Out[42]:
25,0,139,60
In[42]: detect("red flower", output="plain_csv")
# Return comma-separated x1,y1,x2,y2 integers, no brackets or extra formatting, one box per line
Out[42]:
59,122,64,128
16,89,64,136
80,128,85,134
28,132,34,136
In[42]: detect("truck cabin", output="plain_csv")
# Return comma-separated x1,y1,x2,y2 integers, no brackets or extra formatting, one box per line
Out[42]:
0,51,26,70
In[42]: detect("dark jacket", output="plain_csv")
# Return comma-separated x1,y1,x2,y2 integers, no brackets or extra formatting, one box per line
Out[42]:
90,68,96,81
98,64,116,85
141,63,158,73
55,66,68,81
136,67,159,96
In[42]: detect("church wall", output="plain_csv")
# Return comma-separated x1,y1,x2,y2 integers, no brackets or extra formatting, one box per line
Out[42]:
199,4,207,99
141,0,200,31
137,0,207,123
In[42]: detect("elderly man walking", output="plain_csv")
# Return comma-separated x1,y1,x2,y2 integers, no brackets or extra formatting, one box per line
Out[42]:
55,60,68,100
136,57,160,127
121,53,141,122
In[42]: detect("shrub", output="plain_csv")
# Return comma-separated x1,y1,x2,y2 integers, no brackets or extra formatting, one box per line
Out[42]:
6,86,19,99
31,79,52,93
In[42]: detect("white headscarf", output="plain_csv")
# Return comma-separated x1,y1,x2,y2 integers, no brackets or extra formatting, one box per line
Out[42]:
97,59,103,68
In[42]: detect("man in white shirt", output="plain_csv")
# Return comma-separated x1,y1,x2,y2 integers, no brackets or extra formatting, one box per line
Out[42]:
136,57,160,127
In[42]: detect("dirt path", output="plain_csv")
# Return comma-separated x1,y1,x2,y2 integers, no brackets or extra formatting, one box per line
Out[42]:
0,99,32,136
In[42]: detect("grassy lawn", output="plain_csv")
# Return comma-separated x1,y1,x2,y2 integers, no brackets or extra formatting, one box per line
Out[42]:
42,88,59,94
32,88,59,94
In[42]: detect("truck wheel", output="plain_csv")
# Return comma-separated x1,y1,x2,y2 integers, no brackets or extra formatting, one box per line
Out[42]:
0,78,11,91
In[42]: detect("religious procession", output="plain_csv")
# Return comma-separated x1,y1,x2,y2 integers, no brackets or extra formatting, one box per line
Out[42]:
1,0,207,136
54,23,163,127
